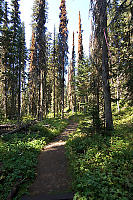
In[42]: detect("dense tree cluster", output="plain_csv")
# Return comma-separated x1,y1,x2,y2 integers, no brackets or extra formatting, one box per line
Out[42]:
88,0,132,130
0,0,132,131
0,0,27,120
29,0,47,120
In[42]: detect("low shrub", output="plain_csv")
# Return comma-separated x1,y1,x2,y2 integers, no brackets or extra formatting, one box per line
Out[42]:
66,107,133,200
0,117,68,199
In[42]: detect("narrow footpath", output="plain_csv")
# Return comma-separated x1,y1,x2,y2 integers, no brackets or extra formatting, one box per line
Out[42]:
22,122,78,200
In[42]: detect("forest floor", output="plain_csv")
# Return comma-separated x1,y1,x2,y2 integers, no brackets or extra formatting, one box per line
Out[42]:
22,121,78,200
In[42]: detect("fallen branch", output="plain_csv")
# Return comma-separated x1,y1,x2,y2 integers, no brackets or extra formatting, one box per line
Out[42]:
7,178,26,200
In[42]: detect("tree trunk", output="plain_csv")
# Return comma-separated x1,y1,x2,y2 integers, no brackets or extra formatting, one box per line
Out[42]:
116,74,120,112
53,27,56,118
4,57,8,118
40,69,43,120
38,69,43,121
18,59,21,121
11,63,15,119
61,55,64,119
101,0,113,130
96,70,100,120
53,77,56,118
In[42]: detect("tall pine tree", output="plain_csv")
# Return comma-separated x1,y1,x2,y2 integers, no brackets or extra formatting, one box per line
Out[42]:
10,0,21,119
58,0,68,118
30,0,47,120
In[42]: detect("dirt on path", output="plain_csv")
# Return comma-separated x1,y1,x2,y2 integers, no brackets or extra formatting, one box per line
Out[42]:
22,122,78,200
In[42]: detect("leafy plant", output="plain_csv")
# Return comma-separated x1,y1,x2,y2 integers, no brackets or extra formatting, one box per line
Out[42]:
66,107,133,200
0,117,68,199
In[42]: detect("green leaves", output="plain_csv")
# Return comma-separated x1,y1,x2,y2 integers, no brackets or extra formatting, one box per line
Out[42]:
66,107,133,200
0,117,68,199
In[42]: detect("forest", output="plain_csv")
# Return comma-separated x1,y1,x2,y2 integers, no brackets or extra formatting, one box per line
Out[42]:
0,0,133,199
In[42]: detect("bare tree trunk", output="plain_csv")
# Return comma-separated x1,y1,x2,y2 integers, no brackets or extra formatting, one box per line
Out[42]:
53,27,56,118
116,73,120,112
67,64,71,110
57,98,59,116
61,55,64,119
96,70,100,120
101,0,113,130
53,78,56,118
4,60,8,118
43,70,47,118
18,61,21,121
40,70,43,120
38,69,43,121
11,63,15,119
38,72,41,120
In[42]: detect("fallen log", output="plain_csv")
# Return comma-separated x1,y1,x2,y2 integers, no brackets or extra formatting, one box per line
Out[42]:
7,178,26,200
0,124,16,134
1,120,37,136
7,182,20,200
0,124,16,129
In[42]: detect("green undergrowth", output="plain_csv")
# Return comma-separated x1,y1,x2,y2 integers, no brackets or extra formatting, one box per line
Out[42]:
66,107,133,200
0,117,68,200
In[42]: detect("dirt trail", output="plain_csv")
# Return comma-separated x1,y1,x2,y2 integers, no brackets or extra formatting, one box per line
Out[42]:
22,122,78,200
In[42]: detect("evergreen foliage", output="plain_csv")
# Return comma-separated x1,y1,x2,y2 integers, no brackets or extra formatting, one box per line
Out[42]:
0,0,27,120
29,0,47,120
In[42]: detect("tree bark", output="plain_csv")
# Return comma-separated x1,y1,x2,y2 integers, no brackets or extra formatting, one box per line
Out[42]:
38,69,43,120
18,54,21,121
53,27,56,118
61,55,64,119
101,0,113,130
